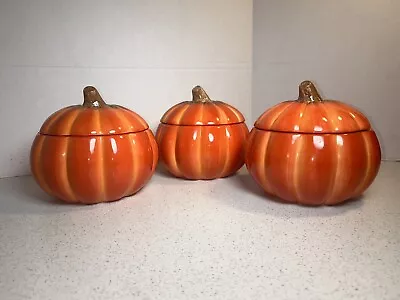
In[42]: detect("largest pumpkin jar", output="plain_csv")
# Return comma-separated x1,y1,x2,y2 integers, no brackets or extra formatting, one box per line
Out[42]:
245,80,381,206
30,86,158,204
156,86,249,180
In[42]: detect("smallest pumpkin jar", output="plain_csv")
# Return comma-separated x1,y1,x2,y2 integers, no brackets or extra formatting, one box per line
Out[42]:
30,86,158,204
245,81,381,206
156,86,249,180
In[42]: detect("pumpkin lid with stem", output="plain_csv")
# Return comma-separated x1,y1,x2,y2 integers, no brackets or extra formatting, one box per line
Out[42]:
160,85,245,126
39,86,149,136
254,80,372,134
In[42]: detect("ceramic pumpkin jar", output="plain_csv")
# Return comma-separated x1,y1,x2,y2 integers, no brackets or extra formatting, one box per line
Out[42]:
245,81,381,206
156,86,249,180
30,86,158,204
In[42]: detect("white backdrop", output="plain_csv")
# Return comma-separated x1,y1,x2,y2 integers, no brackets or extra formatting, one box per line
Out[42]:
1,0,399,179
0,0,253,178
252,0,400,161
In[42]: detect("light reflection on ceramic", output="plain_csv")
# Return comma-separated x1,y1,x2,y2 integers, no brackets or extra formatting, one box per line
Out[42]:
156,85,249,180
30,86,158,204
245,80,381,206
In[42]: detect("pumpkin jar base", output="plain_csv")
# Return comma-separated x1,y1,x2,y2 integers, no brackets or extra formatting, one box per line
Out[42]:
31,130,158,205
246,129,381,206
156,123,249,180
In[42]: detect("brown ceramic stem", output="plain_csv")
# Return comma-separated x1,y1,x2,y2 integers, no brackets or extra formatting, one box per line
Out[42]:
298,81,323,103
83,86,107,108
192,86,212,103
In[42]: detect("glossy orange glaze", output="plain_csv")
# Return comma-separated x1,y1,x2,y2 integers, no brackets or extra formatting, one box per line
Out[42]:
245,81,382,206
156,86,249,180
30,86,158,204
245,129,381,205
39,88,149,136
161,101,245,126
255,100,371,133
156,123,249,179
31,130,158,204
40,105,149,136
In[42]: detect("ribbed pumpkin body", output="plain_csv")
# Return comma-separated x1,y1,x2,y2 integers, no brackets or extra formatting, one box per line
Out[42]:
157,123,248,179
246,129,381,205
245,81,381,206
30,86,158,204
156,86,249,180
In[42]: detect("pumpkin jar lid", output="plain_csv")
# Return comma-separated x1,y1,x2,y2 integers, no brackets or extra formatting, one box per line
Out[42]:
39,86,149,136
160,85,245,126
254,81,372,134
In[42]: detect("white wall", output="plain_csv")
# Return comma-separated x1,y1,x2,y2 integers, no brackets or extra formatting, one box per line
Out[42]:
0,0,252,178
253,0,400,160
2,0,399,178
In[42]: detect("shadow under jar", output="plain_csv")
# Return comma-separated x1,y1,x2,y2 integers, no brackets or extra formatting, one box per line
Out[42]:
245,81,381,206
30,86,158,204
156,86,249,180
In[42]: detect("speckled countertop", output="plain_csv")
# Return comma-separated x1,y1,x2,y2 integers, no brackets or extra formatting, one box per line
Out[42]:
0,162,399,300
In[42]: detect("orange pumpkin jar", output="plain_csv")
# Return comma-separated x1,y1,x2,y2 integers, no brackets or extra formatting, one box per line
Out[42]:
156,86,249,180
30,86,158,204
245,81,381,206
